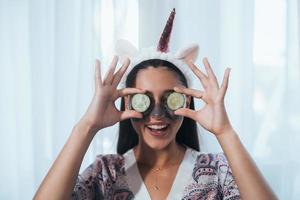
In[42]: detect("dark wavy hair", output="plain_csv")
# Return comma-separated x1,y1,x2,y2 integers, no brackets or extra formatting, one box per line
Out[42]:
117,59,199,154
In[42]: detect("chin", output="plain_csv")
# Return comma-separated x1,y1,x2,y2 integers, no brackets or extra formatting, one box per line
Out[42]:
145,140,172,150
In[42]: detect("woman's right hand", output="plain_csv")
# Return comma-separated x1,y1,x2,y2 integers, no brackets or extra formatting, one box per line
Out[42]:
79,56,144,133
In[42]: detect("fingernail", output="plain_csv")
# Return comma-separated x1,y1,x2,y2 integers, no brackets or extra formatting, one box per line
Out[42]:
174,86,184,90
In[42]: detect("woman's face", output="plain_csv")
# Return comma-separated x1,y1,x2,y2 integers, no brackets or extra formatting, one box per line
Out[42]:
125,66,190,150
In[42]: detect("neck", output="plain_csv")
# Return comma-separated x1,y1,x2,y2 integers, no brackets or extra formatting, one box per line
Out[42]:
133,141,186,168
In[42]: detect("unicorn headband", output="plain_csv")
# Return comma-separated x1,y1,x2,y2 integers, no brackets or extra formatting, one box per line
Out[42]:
116,8,199,88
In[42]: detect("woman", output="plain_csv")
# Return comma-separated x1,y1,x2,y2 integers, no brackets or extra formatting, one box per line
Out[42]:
34,9,277,200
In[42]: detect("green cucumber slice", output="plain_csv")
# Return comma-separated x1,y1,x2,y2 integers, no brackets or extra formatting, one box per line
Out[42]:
131,93,151,112
167,92,185,110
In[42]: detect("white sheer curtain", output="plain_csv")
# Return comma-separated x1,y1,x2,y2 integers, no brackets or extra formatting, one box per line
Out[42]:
1,0,299,199
0,0,96,199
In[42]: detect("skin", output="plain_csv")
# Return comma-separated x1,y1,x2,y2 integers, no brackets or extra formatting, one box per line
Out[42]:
124,67,191,199
34,56,278,200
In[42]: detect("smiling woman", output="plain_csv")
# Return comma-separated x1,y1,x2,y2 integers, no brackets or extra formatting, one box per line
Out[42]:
2,0,300,199
33,9,277,200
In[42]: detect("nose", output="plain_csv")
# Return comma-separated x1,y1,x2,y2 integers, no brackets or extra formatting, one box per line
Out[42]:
150,104,167,119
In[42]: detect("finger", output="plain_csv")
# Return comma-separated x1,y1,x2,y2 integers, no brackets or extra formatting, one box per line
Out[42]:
174,86,204,99
112,57,130,86
95,59,102,88
174,108,197,121
114,87,145,99
187,62,209,88
203,57,219,88
219,68,231,99
103,56,118,85
119,110,143,121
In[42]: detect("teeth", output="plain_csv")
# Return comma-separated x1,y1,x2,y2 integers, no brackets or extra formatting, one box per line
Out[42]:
147,124,168,130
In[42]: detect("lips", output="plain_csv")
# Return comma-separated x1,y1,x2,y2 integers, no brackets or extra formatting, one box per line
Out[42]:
145,123,169,136
147,124,168,130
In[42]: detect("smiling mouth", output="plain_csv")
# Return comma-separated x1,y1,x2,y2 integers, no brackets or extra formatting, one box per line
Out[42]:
145,124,169,136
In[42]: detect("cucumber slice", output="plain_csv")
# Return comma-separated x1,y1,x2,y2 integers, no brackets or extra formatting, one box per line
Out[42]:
131,93,151,112
167,92,185,110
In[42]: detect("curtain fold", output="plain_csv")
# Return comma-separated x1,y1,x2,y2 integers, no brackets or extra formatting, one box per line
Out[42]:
0,0,299,199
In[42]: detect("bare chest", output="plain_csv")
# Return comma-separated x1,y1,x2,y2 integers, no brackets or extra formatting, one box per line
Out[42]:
139,166,179,200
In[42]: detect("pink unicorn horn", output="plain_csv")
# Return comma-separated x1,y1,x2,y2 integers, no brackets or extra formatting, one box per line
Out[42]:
157,8,176,52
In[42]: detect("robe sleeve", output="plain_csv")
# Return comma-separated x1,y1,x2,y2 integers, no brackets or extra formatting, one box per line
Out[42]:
71,157,105,200
217,153,241,200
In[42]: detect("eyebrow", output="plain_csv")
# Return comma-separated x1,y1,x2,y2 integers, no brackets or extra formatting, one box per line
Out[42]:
144,89,174,95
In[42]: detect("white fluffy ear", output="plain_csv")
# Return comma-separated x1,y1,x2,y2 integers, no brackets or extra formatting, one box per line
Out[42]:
115,39,139,62
175,44,199,63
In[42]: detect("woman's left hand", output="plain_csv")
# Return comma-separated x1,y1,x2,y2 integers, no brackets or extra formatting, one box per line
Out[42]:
174,58,233,137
